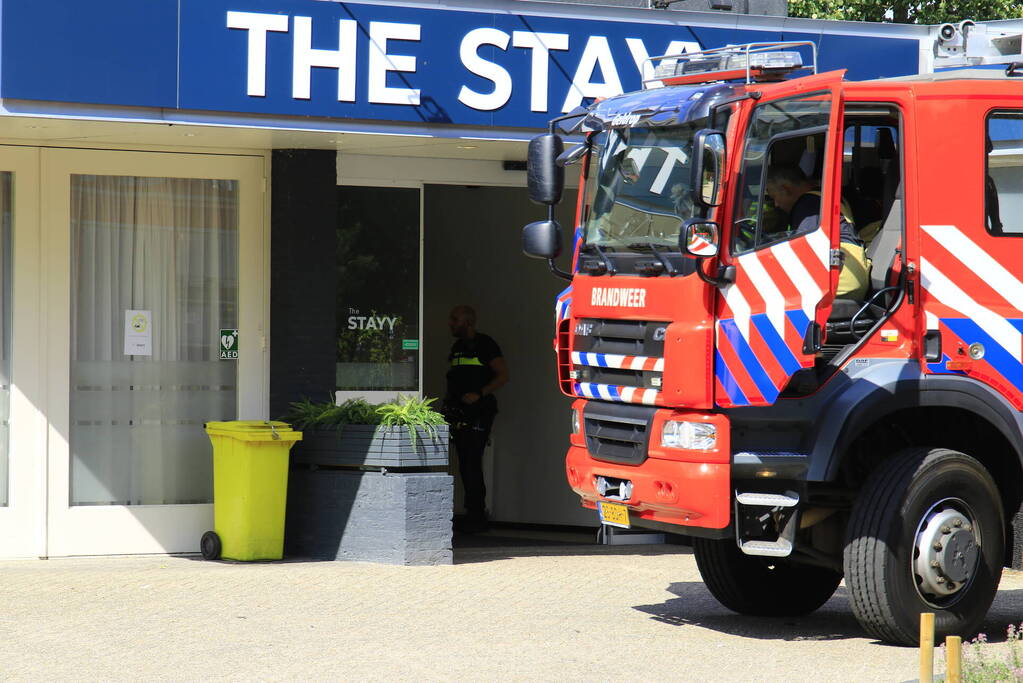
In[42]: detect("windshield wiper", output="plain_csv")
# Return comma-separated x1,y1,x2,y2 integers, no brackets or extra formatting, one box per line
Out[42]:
627,241,678,276
579,243,617,275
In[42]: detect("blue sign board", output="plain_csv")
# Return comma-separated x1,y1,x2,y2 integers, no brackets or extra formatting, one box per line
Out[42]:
1,0,921,131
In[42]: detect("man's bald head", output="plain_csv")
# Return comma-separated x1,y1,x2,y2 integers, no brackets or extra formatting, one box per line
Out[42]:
765,164,813,213
448,305,477,339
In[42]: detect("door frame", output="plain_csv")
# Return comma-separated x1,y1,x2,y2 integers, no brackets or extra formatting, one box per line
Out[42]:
41,147,267,557
0,146,44,558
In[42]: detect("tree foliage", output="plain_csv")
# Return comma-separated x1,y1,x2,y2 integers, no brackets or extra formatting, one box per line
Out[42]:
787,1,1021,24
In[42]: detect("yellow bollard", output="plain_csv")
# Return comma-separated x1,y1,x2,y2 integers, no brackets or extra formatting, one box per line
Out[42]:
945,635,962,683
920,612,935,683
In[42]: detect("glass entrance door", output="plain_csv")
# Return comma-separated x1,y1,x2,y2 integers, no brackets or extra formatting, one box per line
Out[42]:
43,149,266,556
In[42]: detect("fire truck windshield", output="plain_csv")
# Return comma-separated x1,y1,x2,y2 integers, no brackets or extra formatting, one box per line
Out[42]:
584,121,705,251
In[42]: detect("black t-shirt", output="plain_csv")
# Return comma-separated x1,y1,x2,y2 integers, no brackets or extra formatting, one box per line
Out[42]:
446,333,502,415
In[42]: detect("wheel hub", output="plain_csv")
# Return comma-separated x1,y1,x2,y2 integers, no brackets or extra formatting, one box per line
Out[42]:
913,501,979,604
941,529,979,583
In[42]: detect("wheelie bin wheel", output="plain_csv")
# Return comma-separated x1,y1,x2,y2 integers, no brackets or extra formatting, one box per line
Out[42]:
200,531,222,560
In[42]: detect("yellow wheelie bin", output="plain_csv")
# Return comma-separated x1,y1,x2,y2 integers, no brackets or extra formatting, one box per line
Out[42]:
201,421,302,561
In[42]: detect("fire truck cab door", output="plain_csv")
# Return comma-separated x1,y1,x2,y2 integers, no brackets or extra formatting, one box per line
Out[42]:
714,71,845,408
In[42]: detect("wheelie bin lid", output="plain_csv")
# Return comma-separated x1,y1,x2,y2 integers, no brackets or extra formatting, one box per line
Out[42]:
204,420,302,442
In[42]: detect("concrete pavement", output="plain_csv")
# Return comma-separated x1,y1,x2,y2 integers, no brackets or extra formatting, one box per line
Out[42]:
1,533,1021,681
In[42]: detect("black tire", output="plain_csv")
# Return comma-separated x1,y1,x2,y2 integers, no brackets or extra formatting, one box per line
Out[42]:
200,531,222,560
693,537,842,617
844,447,1004,645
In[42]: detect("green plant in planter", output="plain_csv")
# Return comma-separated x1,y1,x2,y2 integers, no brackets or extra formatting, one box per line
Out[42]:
376,394,447,446
283,394,446,446
283,397,381,430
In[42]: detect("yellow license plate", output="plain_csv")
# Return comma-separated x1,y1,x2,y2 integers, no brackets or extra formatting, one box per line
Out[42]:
598,501,630,529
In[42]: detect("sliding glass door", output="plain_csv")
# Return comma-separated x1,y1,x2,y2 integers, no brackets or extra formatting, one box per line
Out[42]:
43,149,266,556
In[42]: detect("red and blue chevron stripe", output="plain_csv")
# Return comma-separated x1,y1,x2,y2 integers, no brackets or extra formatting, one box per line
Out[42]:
920,224,1023,410
556,285,572,324
573,382,660,405
714,228,831,408
572,351,664,372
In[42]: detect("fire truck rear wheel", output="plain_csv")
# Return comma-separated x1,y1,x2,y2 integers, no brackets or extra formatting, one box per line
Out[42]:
692,537,842,616
844,447,1003,646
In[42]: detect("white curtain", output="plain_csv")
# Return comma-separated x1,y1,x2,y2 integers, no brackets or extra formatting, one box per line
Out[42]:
70,175,238,505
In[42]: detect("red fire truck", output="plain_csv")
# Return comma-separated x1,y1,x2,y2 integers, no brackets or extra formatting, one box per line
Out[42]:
523,27,1023,644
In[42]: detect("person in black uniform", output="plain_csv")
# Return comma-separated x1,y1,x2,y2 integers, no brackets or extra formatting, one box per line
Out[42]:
444,305,509,533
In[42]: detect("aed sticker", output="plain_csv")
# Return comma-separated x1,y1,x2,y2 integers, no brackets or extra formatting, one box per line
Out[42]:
219,329,239,360
880,329,899,342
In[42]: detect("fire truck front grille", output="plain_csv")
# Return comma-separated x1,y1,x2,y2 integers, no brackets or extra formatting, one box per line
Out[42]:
573,318,667,357
572,366,660,390
583,401,655,465
571,319,667,400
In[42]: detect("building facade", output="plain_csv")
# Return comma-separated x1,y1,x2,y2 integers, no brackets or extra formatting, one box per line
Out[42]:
0,0,935,557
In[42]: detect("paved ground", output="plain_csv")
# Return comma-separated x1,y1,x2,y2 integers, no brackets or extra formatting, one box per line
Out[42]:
1,530,1021,682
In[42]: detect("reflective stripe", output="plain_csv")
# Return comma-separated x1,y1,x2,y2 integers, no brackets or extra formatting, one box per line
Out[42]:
451,357,484,367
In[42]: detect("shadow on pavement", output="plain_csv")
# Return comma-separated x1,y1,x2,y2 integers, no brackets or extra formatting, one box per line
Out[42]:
452,525,692,565
633,582,866,642
977,587,1023,643
634,581,1023,645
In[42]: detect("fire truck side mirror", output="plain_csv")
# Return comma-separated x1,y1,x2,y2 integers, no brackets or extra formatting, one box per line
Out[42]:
557,142,589,167
527,134,565,206
691,129,726,208
682,219,720,258
522,219,563,260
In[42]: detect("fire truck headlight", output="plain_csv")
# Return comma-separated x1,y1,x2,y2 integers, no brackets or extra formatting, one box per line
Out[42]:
571,409,581,435
661,420,717,450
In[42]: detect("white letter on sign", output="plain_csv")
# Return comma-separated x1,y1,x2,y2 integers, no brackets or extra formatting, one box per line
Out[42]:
227,11,289,97
368,22,421,105
562,36,623,112
458,28,512,111
512,31,569,113
292,16,357,101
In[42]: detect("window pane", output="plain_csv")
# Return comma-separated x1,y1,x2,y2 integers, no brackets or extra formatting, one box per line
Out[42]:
733,94,831,254
70,175,238,505
336,186,420,392
842,120,899,238
986,113,1023,235
0,173,10,507
583,122,705,249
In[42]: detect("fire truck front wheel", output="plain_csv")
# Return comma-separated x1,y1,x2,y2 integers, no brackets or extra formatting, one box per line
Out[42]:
692,538,842,617
844,447,1004,646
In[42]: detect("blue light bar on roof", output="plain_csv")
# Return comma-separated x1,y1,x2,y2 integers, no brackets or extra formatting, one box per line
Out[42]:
654,50,803,81
644,41,816,88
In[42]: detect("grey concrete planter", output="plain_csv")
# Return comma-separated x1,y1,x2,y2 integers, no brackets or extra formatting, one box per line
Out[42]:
284,424,452,565
291,424,448,468
285,469,453,565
